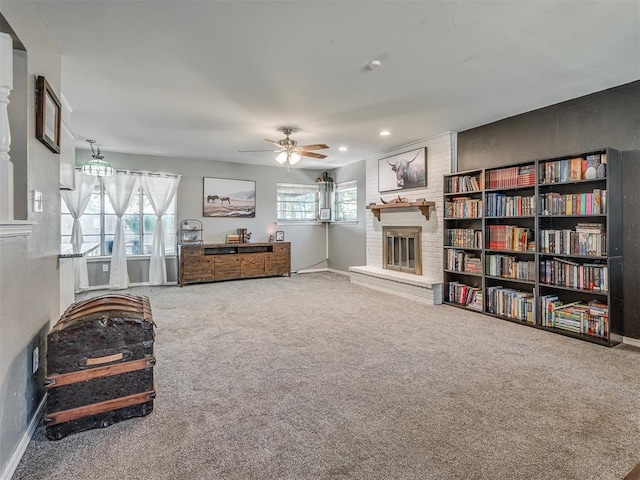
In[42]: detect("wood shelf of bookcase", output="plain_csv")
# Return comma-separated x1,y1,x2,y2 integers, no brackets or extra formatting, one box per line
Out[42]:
539,283,609,296
444,269,483,277
485,275,535,285
366,201,435,221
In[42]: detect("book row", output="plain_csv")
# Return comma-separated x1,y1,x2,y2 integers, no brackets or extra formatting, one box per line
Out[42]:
540,258,608,292
487,225,535,252
486,164,536,189
539,190,607,216
539,154,606,184
486,254,535,282
445,229,483,249
540,227,607,257
540,296,609,339
446,175,482,193
447,282,483,311
485,193,535,217
445,198,482,218
486,286,534,324
446,249,482,274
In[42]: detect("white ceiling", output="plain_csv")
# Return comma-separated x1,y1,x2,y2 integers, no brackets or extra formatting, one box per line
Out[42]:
36,1,640,170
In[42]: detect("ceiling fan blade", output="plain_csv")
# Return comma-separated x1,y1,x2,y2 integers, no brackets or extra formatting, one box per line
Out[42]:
300,151,327,159
239,149,281,153
298,144,329,151
264,139,283,147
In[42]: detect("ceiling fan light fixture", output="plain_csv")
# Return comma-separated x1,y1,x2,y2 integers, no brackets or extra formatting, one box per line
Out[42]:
289,152,301,165
379,130,391,136
82,139,114,176
275,151,288,164
339,146,349,151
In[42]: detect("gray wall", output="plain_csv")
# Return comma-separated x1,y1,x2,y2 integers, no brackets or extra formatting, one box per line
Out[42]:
0,3,61,477
328,160,366,272
457,81,640,340
457,81,640,170
75,149,329,281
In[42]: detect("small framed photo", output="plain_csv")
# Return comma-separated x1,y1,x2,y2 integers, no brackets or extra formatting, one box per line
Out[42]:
35,76,61,154
319,208,331,221
275,231,285,242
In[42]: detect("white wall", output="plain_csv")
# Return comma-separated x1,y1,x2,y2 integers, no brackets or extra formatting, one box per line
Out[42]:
75,150,330,278
365,132,455,281
0,3,61,478
328,160,366,272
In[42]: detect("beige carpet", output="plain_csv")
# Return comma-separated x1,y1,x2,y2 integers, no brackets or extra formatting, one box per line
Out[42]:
13,272,640,479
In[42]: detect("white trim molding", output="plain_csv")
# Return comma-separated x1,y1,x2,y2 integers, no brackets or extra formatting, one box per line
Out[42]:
0,220,36,238
623,336,640,348
1,396,46,480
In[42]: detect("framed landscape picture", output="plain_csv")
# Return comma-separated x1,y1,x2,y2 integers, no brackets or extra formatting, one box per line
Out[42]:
378,147,427,193
203,177,256,217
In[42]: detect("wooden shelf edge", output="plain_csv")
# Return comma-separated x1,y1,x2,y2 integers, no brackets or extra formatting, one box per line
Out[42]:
366,201,436,221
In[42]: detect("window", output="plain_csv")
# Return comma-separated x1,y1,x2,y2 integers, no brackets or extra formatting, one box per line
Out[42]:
277,183,319,222
61,179,176,256
333,180,357,222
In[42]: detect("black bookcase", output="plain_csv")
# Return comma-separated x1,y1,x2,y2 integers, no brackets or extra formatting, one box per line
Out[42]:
443,148,622,346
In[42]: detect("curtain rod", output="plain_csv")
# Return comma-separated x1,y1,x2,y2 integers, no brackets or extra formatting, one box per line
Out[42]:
75,166,179,178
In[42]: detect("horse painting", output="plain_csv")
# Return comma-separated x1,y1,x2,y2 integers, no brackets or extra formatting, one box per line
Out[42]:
207,195,219,203
220,197,231,204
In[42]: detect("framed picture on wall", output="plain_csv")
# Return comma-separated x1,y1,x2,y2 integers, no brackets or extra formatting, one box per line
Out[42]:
203,177,256,217
378,147,427,193
35,76,61,154
319,208,331,221
275,231,285,242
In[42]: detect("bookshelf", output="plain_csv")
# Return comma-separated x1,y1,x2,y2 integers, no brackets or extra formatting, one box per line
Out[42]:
443,148,622,346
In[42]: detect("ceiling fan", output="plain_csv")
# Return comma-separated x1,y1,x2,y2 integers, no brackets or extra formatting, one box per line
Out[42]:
240,127,329,166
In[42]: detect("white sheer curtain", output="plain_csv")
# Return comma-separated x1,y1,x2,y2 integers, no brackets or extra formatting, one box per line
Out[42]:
140,174,180,285
60,170,96,291
103,173,139,289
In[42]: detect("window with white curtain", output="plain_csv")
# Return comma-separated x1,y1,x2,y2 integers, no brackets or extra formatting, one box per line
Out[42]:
333,180,357,222
276,183,319,222
61,178,176,256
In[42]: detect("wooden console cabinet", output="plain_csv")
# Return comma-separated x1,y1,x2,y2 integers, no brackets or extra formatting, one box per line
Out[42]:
179,242,291,286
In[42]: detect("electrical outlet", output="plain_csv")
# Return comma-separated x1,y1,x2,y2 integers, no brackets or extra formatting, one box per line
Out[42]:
32,347,39,374
102,264,109,272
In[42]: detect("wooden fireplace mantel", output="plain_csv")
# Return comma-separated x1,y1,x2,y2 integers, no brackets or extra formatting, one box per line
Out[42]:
366,201,436,221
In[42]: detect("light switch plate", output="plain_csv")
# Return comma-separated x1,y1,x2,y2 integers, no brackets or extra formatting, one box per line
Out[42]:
33,191,43,213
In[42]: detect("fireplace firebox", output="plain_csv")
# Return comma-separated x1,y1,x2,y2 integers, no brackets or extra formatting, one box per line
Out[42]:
382,226,422,275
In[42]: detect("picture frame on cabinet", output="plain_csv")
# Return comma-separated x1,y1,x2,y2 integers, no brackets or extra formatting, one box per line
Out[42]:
35,76,61,154
275,231,285,242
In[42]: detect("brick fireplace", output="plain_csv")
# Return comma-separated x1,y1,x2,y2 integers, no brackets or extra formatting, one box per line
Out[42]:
348,132,455,305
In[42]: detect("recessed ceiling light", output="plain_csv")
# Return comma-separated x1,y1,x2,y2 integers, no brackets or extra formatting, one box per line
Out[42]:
339,146,348,151
379,130,391,136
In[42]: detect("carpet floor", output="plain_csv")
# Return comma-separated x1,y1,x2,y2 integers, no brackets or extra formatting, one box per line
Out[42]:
13,272,640,480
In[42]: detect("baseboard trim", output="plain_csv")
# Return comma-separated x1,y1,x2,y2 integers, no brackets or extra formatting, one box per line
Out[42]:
80,281,178,292
295,268,329,274
1,395,46,480
623,336,640,348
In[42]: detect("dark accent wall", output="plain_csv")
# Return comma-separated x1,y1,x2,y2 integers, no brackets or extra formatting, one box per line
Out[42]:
458,81,640,170
622,150,640,339
457,80,640,340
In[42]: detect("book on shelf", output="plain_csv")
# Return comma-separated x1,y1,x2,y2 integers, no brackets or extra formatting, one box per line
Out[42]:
486,254,535,281
447,249,482,274
539,189,606,216
539,258,608,292
487,225,534,252
448,174,482,193
540,296,609,338
486,286,534,323
446,229,483,249
540,227,607,256
486,193,535,217
445,197,482,218
487,164,535,189
448,281,482,309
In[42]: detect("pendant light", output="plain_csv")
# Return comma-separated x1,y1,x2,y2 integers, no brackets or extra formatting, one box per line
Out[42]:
82,139,114,176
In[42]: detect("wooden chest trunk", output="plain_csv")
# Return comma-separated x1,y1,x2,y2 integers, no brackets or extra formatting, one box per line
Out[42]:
45,294,156,440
